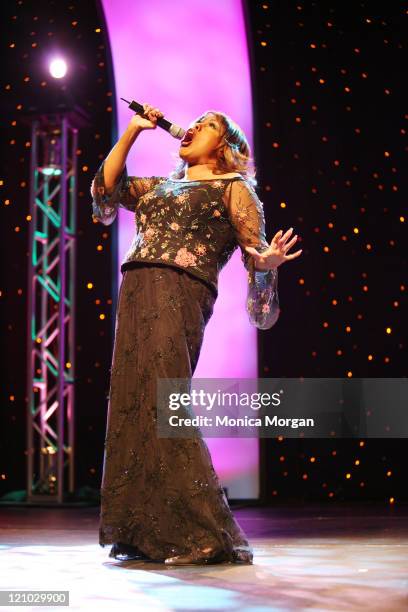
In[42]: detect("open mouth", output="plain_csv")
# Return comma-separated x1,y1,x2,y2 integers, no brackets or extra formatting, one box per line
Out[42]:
181,131,194,147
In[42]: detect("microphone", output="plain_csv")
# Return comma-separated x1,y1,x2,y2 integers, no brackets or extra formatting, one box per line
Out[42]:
120,98,186,140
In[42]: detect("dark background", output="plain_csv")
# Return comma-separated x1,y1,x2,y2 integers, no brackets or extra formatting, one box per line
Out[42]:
1,0,406,504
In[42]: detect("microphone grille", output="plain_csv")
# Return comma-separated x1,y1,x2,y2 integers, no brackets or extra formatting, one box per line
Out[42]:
169,124,186,139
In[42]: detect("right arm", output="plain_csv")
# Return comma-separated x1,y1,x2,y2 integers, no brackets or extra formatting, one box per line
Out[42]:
103,124,143,193
90,103,165,225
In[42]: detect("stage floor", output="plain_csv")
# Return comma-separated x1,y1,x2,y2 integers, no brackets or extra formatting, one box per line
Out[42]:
0,503,407,611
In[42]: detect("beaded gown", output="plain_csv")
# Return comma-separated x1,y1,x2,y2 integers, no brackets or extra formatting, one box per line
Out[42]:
90,161,280,563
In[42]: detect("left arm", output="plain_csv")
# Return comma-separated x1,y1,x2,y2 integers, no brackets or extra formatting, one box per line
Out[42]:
224,179,280,330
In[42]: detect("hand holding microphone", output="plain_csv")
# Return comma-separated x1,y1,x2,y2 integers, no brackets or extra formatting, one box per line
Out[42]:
122,98,186,139
129,102,164,131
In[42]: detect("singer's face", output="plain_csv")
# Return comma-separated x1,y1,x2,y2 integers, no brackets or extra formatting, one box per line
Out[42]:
179,113,225,164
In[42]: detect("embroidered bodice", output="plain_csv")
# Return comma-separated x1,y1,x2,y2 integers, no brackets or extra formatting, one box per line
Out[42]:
90,161,280,329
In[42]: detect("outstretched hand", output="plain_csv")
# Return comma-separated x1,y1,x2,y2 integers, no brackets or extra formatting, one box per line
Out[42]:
245,227,302,271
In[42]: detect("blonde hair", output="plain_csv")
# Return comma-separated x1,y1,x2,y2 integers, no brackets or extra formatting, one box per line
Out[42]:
169,110,257,188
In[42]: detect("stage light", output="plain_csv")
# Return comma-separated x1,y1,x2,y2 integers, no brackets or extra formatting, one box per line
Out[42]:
49,58,68,79
39,166,62,176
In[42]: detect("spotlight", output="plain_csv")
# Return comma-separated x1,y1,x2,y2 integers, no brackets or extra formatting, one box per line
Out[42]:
39,167,62,176
49,58,68,79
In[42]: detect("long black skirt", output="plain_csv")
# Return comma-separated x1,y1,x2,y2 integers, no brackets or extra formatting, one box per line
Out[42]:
99,262,253,563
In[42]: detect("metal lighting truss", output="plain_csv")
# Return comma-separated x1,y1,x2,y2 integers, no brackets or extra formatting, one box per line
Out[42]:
26,113,78,503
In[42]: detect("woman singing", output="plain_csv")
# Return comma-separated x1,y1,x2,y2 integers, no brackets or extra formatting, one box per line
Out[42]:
90,103,302,565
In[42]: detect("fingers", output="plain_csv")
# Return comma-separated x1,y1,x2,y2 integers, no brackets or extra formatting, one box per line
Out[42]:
284,249,303,260
279,228,302,260
276,228,302,252
277,227,294,245
283,234,299,252
142,102,164,120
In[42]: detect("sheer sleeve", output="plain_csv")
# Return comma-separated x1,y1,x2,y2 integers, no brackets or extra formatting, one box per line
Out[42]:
224,179,280,330
90,159,164,226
